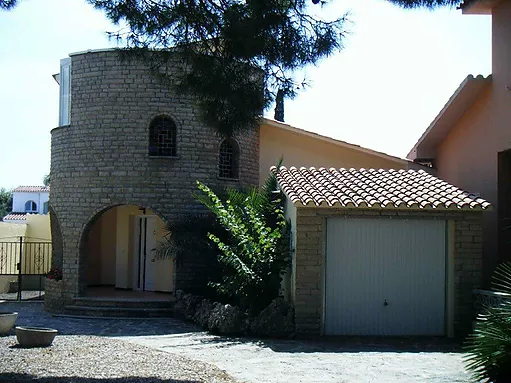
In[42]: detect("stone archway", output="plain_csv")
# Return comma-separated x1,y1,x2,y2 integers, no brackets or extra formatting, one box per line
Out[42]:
49,206,63,270
79,204,173,296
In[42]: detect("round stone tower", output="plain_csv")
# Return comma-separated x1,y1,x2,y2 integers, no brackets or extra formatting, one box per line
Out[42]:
48,49,259,311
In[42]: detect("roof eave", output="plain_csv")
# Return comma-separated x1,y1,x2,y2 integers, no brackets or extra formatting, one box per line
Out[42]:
407,74,492,160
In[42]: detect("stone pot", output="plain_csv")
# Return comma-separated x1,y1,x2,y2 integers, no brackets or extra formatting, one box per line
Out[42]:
0,312,18,335
15,326,58,347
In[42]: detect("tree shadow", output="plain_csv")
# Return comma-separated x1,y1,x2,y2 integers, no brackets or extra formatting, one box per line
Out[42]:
195,334,464,353
0,373,202,383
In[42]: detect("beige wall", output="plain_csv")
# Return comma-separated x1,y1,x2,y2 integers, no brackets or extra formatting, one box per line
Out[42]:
87,208,117,285
152,213,173,292
25,215,51,242
259,123,407,183
0,217,51,277
115,205,140,289
0,222,27,242
87,215,103,285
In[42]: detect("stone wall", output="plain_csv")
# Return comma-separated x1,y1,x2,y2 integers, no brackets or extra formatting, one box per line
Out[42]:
292,208,484,337
44,279,67,313
49,50,260,305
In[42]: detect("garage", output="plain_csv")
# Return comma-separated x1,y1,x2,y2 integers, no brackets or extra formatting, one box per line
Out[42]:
274,166,491,337
325,217,446,336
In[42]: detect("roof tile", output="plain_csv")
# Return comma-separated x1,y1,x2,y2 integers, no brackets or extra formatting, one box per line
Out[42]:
273,166,491,210
13,186,50,193
3,213,27,221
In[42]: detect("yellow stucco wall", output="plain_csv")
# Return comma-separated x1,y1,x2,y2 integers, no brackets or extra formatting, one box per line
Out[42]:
0,222,27,243
259,122,407,184
0,216,51,276
116,205,140,289
25,214,51,242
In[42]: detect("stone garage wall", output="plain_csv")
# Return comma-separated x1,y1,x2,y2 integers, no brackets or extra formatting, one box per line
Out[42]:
292,208,483,337
49,49,259,305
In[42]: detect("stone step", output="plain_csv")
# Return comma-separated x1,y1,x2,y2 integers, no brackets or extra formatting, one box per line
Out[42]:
72,297,174,309
63,305,174,318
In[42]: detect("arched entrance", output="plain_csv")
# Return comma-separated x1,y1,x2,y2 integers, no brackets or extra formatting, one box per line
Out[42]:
83,205,173,295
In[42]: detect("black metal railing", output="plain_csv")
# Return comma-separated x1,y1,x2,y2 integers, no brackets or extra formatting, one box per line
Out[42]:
0,237,52,300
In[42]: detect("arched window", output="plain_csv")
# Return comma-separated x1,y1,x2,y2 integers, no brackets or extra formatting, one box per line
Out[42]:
25,200,37,212
219,139,240,179
43,201,49,214
148,115,177,157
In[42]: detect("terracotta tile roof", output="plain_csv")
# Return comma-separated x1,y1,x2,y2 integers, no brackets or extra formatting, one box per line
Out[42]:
273,166,491,210
13,186,50,193
3,213,27,221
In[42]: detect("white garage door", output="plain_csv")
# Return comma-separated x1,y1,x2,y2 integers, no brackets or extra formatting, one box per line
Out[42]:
325,218,446,336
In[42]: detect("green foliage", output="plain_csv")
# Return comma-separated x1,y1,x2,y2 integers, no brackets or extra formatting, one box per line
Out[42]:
88,0,347,136
43,174,50,187
0,188,13,218
195,176,290,313
384,0,461,8
465,262,511,383
0,0,18,10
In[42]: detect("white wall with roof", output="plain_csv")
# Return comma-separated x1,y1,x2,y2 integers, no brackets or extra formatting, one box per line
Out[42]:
12,191,49,214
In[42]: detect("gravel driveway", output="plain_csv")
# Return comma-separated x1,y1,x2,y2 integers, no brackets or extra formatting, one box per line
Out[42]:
0,301,474,383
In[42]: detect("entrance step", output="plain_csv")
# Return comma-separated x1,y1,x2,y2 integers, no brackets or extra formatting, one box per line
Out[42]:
63,296,175,318
73,297,174,309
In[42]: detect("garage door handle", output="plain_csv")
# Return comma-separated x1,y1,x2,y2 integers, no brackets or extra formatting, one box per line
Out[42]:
383,299,389,307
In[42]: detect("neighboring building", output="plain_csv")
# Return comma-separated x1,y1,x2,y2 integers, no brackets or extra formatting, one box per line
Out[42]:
407,0,511,282
46,47,486,334
6,186,50,220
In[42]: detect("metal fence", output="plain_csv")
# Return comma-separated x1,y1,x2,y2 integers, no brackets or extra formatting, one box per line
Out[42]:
0,237,52,300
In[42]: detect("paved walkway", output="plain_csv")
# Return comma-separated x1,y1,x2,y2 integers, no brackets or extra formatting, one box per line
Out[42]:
0,301,473,383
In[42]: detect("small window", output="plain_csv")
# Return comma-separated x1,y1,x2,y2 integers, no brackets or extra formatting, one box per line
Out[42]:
43,201,49,214
219,138,239,179
148,115,177,157
25,200,37,213
59,58,71,126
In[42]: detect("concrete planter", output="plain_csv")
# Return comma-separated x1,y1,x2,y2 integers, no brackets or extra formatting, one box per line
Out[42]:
16,326,58,347
0,312,18,335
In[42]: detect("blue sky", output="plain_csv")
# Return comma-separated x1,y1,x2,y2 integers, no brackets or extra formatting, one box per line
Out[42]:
0,0,491,189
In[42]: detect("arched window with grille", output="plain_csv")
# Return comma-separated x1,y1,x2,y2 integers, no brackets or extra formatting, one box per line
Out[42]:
148,115,177,157
219,138,240,179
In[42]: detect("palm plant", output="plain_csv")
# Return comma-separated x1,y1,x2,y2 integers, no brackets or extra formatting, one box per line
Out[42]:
464,262,511,382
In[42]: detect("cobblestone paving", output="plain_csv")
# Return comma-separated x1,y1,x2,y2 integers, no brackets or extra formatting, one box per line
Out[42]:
0,301,197,337
0,301,473,383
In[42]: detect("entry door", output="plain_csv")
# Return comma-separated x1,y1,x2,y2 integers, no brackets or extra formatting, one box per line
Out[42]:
325,218,446,336
133,216,157,291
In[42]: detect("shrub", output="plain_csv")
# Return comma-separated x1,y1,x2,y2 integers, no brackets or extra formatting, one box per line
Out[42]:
46,267,62,281
195,175,290,314
465,262,511,382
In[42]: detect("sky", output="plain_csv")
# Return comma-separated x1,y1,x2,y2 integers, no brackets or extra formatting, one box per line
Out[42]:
0,0,491,189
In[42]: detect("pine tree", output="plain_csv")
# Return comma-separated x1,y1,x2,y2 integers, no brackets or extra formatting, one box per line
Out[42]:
87,0,348,136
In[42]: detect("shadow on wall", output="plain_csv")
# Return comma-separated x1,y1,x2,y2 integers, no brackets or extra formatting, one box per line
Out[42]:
0,375,200,383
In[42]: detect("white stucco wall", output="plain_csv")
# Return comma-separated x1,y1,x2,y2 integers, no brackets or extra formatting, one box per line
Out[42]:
12,191,49,214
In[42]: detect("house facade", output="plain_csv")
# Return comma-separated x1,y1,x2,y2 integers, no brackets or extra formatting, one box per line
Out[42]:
407,0,511,282
4,186,50,220
0,187,51,294
48,48,481,330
